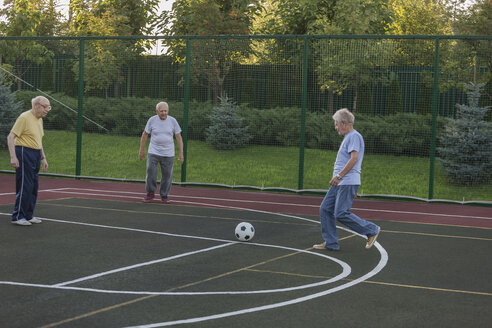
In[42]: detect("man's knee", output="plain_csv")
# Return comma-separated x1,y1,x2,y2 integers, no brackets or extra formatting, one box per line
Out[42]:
334,208,351,220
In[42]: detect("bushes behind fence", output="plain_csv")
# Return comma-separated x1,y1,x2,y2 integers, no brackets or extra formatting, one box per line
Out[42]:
14,91,444,157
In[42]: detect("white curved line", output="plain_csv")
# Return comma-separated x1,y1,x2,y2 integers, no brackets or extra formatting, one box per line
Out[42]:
0,213,352,295
125,243,388,327
0,196,389,327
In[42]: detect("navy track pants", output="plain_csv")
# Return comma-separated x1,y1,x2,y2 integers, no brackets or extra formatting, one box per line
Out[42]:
12,146,41,222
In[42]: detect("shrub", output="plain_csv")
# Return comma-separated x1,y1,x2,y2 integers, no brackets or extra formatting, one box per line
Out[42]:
13,91,446,157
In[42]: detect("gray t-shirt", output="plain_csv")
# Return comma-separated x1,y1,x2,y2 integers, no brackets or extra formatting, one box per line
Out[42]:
144,115,182,157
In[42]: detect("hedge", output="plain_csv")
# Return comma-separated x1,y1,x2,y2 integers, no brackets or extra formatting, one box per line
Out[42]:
14,91,444,157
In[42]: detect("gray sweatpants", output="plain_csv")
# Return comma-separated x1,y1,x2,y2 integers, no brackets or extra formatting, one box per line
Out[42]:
146,153,174,198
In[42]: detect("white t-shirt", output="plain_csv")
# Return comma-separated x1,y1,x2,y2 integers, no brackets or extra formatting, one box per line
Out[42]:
144,115,182,157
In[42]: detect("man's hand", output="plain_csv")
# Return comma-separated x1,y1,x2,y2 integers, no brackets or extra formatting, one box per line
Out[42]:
329,176,341,187
10,156,19,169
41,158,48,172
139,149,146,161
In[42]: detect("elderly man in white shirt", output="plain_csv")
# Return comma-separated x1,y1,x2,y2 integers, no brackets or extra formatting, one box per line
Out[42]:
139,102,184,203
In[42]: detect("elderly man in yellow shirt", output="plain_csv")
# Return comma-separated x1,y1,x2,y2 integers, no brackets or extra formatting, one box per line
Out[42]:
8,96,51,226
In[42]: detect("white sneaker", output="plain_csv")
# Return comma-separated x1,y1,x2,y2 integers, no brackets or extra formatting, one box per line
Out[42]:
29,217,42,224
12,219,32,226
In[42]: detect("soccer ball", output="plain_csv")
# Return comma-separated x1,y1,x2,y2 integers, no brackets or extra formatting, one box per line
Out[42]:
235,222,255,241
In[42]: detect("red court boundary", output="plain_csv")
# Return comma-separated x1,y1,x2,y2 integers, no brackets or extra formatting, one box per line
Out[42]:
1,174,491,228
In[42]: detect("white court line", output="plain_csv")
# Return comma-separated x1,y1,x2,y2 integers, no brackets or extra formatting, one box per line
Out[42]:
55,243,235,287
0,199,387,326
45,188,319,208
3,186,492,221
42,187,492,221
0,212,351,295
125,243,388,327
0,212,244,243
0,188,77,197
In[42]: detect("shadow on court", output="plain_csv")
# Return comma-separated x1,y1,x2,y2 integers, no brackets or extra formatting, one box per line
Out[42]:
0,197,491,328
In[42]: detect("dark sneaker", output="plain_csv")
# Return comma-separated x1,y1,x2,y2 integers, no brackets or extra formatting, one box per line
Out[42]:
161,196,169,203
143,192,154,202
366,227,380,249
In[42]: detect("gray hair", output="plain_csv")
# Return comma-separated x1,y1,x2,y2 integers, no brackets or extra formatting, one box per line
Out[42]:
332,108,354,124
156,102,169,110
32,96,48,107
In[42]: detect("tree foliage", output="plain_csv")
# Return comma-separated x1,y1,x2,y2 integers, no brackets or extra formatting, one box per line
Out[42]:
0,0,55,90
449,0,492,87
387,0,453,67
253,1,393,113
68,0,160,97
159,0,262,102
258,0,391,35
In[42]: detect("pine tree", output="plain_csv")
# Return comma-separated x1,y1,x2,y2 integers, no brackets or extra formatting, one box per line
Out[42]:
437,82,492,186
206,95,252,150
0,72,22,149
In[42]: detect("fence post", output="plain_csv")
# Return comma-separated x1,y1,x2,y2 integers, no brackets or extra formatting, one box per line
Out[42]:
298,36,309,190
181,37,191,183
428,37,440,199
75,38,85,177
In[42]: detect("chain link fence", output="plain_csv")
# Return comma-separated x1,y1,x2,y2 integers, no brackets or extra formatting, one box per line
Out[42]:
1,35,491,203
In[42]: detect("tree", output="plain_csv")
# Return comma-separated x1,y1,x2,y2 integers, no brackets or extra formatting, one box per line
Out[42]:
254,0,393,113
69,0,160,97
447,0,491,91
159,0,262,102
206,95,252,150
386,0,458,115
0,0,55,90
315,38,394,114
0,72,22,149
387,0,454,66
385,71,403,115
437,82,492,185
450,0,491,36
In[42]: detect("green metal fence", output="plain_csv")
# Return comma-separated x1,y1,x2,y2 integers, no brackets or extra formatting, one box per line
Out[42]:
1,35,491,203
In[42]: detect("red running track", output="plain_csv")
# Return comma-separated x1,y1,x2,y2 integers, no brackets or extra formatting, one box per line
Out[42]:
1,174,491,228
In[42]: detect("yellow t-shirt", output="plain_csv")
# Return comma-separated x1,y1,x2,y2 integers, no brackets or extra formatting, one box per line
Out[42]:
11,110,44,150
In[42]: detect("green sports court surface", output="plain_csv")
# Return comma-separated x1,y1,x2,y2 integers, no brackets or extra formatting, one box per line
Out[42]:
0,175,491,327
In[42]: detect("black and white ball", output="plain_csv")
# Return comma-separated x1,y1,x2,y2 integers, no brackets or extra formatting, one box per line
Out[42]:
235,222,255,241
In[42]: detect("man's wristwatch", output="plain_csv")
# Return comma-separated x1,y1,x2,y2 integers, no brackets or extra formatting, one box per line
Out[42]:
336,174,343,180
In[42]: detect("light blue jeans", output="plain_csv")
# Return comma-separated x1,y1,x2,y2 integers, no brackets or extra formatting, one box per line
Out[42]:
146,154,174,198
320,185,379,250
